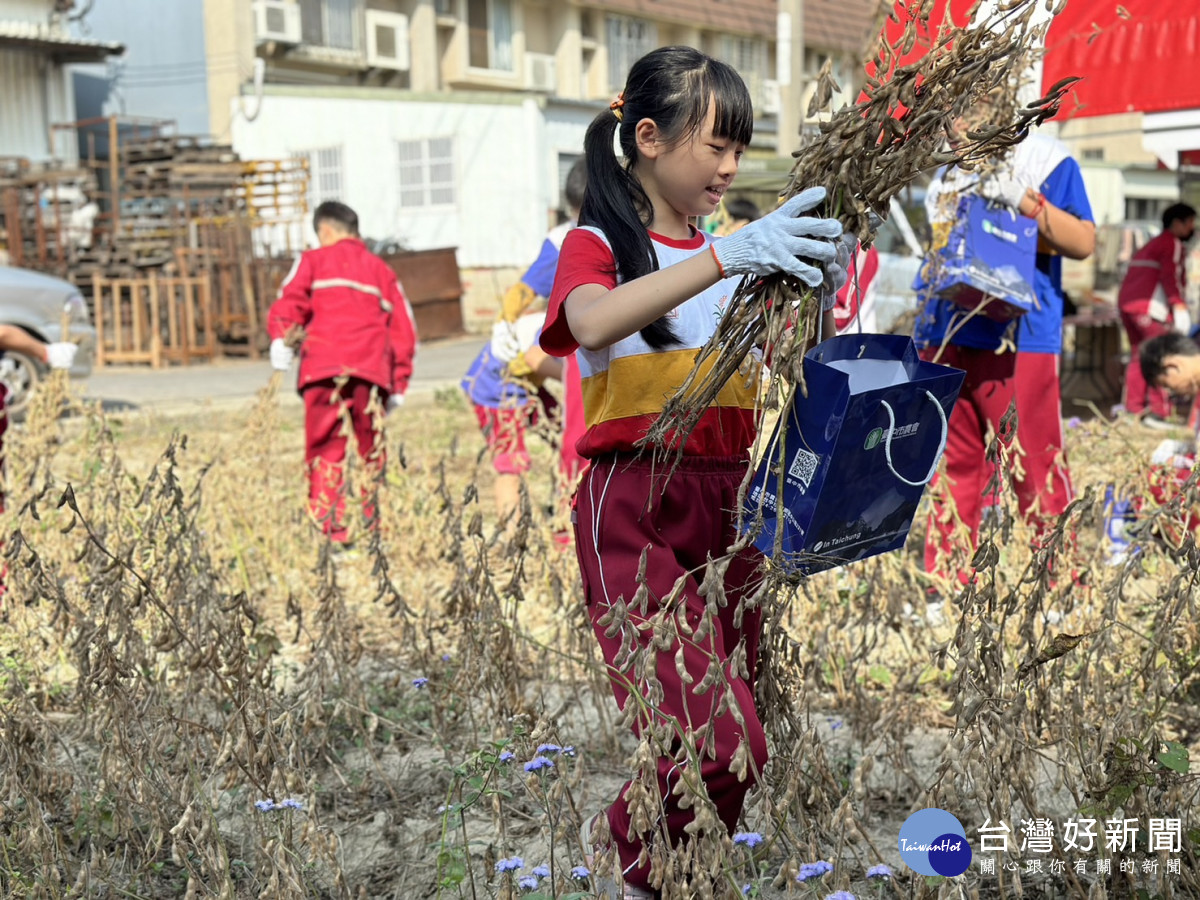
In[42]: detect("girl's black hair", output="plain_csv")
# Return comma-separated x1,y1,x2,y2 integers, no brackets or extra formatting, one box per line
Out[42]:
580,45,753,349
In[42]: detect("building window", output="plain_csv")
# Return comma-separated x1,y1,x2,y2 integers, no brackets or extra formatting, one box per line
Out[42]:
1081,147,1105,161
301,146,344,210
717,35,768,105
607,16,657,90
1125,196,1170,223
398,137,456,208
467,0,514,71
299,0,361,52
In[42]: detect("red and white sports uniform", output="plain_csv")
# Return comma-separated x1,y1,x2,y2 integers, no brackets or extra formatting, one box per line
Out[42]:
542,224,835,893
268,237,417,542
1118,230,1189,416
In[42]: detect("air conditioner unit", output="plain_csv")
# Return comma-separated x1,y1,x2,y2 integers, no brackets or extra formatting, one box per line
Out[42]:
525,52,556,93
366,8,410,70
253,0,301,45
762,79,781,115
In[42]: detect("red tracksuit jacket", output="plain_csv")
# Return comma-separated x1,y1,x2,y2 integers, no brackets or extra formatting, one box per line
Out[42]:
1118,230,1187,322
267,238,417,394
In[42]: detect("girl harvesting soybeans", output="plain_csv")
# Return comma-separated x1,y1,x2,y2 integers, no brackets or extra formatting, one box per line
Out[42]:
539,45,848,897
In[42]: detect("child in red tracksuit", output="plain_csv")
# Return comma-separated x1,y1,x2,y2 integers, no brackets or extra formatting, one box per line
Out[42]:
1117,203,1196,423
540,46,846,898
268,201,417,544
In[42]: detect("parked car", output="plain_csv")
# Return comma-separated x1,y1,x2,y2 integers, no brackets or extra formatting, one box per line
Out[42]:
0,265,96,415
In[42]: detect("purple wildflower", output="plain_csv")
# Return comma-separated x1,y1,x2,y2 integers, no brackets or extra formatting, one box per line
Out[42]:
498,750,515,763
536,743,563,754
254,799,275,812
733,831,764,848
412,677,429,688
866,864,893,880
797,860,834,882
824,893,857,900
523,756,555,773
277,798,304,810
1066,416,1083,428
571,865,590,880
532,864,550,878
517,875,539,889
495,856,524,873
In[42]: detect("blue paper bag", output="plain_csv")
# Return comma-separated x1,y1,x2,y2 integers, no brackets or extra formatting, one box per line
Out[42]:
744,333,965,574
927,195,1039,321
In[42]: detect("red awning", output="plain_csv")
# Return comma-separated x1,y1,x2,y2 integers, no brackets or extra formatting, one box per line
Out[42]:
1041,1,1200,120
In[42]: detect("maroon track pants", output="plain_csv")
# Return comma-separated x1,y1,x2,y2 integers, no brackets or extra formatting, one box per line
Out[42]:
1013,350,1074,528
574,454,769,891
922,347,1073,581
302,377,386,543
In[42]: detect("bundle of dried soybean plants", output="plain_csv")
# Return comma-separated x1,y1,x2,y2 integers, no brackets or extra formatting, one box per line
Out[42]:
644,0,1077,452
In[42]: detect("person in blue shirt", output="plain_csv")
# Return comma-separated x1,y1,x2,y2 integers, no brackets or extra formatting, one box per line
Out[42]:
914,127,1095,589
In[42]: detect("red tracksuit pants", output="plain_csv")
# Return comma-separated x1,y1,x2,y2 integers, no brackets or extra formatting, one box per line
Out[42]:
303,377,386,543
574,454,768,891
922,346,1018,580
923,347,1073,580
1120,310,1173,417
1013,350,1074,527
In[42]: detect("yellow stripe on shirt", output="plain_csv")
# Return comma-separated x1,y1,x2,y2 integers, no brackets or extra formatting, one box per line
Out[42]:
580,347,761,428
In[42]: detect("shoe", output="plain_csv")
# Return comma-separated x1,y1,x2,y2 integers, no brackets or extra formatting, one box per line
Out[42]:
1140,414,1176,431
580,813,655,900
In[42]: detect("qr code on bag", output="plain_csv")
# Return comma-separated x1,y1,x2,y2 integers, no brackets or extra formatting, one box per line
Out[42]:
788,448,820,491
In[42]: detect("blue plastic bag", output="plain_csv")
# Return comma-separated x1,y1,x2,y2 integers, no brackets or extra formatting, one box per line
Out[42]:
744,333,965,575
927,195,1039,321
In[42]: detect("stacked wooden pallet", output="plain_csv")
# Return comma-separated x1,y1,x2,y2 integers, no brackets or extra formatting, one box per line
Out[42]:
0,164,99,278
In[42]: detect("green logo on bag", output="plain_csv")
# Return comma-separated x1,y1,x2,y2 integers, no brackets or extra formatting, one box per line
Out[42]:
865,428,884,450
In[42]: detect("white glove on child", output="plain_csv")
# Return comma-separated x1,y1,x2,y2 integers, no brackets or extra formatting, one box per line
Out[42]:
1150,438,1194,467
490,320,521,363
978,170,1030,210
269,338,294,371
814,234,856,310
44,342,77,370
1172,305,1193,335
386,393,405,413
712,187,842,286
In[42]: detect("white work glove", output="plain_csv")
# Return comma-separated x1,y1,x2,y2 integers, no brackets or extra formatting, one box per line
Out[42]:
490,320,521,363
712,186,842,287
386,393,405,413
1172,305,1193,335
269,337,295,371
44,342,77,370
815,234,855,310
978,170,1030,210
1151,438,1194,468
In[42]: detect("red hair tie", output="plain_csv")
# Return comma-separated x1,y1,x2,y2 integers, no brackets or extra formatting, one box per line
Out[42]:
609,92,625,121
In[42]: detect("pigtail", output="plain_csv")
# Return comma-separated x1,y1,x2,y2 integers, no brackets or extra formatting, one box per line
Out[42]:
580,105,680,349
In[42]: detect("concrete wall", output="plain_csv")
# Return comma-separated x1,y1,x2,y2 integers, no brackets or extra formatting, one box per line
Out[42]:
75,0,212,135
0,47,76,162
